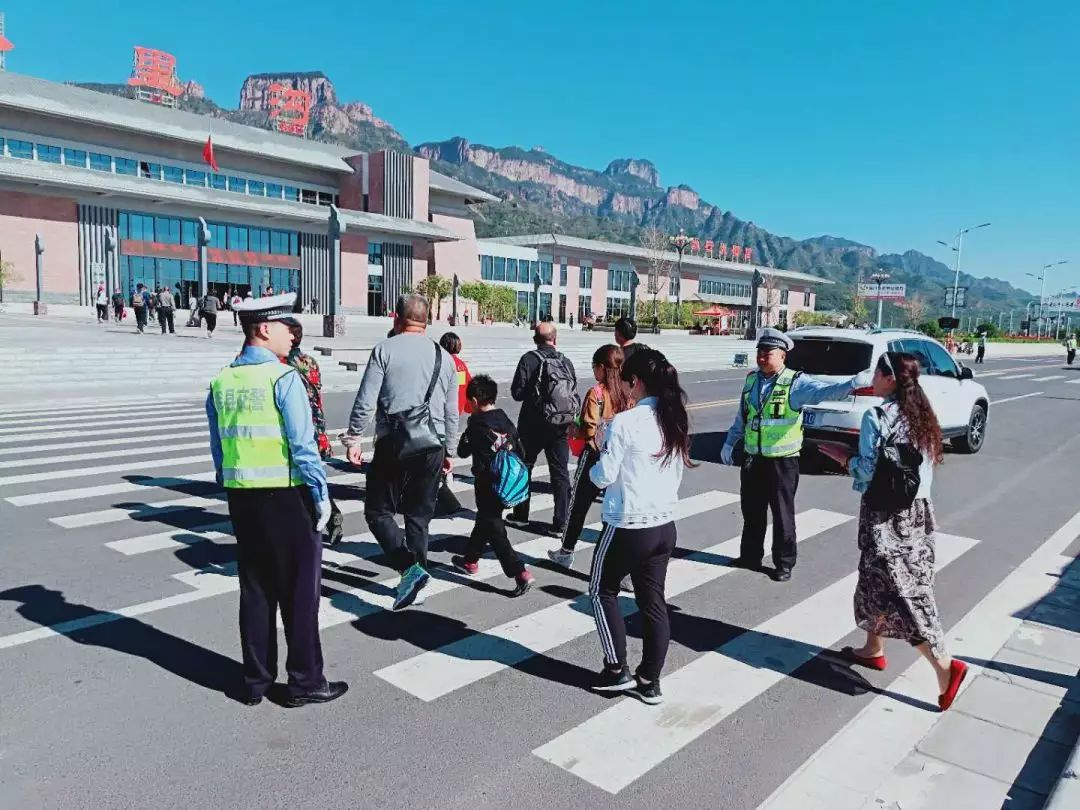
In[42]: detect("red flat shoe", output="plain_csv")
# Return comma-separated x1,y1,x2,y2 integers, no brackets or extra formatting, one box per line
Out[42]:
841,646,888,671
938,660,969,711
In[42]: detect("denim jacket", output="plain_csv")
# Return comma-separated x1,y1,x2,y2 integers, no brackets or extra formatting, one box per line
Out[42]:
848,400,934,500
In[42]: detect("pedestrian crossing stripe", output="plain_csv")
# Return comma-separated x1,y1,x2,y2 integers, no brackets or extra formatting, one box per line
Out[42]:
997,373,1034,380
0,402,204,427
530,532,979,795
0,394,201,417
374,491,751,701
0,412,206,436
0,420,206,446
761,509,1080,810
0,455,211,486
1030,375,1065,382
0,440,208,471
0,430,208,458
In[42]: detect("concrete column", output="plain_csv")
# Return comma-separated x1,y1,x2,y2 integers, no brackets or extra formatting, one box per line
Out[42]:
746,269,764,340
452,273,459,324
33,234,46,315
323,205,346,338
629,272,640,321
197,217,210,298
104,228,118,296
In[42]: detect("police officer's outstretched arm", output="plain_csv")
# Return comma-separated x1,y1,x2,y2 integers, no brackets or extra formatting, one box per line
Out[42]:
789,368,874,411
275,370,330,528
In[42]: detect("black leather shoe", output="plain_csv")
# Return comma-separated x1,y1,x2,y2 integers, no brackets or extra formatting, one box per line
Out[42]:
285,681,349,708
730,557,762,572
772,568,792,582
242,695,263,707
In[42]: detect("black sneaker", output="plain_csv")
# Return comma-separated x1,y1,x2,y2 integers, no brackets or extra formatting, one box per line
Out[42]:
630,678,663,705
591,666,635,693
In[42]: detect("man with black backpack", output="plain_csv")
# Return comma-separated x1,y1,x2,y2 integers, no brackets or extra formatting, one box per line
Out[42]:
509,322,579,536
131,283,150,333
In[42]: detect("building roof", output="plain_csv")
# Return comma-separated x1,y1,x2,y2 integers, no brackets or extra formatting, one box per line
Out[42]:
0,157,461,242
0,72,496,202
490,233,833,286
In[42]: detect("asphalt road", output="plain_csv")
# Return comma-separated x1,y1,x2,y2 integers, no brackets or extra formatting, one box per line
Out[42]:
0,353,1077,809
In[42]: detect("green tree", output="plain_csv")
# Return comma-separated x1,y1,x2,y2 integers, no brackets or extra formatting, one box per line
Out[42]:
917,320,944,339
414,274,452,320
459,281,492,321
489,286,517,322
0,259,19,302
975,321,1000,338
793,311,832,327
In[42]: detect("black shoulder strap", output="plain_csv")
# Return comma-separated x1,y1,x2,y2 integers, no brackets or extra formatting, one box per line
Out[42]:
424,342,443,405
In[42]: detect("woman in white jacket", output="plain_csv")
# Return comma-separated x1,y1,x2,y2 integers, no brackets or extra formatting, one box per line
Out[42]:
587,348,693,705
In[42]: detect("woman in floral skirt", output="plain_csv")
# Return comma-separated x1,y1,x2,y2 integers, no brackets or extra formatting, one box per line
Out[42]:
819,351,968,711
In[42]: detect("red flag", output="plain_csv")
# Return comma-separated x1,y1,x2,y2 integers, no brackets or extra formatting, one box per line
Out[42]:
202,136,219,172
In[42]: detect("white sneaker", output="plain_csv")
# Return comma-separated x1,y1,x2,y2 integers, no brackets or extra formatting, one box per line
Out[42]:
547,547,575,570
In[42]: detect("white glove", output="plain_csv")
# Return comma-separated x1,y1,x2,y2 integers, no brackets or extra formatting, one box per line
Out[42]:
720,443,735,466
851,368,874,390
314,499,332,533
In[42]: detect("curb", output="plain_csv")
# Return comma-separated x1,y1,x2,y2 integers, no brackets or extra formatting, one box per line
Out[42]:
1045,734,1080,809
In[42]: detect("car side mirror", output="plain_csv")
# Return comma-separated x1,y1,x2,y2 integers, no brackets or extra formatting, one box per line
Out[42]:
960,366,974,380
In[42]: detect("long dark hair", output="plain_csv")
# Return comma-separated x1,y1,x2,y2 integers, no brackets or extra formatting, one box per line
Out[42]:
879,351,944,465
592,345,632,415
621,348,695,467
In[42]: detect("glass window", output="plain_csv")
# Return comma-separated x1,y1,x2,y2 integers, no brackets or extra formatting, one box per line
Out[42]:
368,242,383,265
129,213,152,241
301,189,317,205
317,191,334,207
506,259,518,284
266,183,283,199
7,139,33,159
290,232,298,255
208,222,226,248
139,162,161,180
670,274,680,298
579,264,592,289
248,179,265,197
163,166,184,184
923,341,959,378
208,262,227,284
249,229,269,254
368,273,384,316
89,152,112,172
118,212,130,240
606,297,632,319
186,169,206,187
540,260,553,285
493,256,506,282
115,157,138,175
155,216,180,244
284,186,300,202
211,174,227,190
560,261,567,287
181,220,197,246
228,176,246,194
227,225,248,251
481,255,493,280
780,289,790,305
62,148,87,168
578,296,592,322
37,144,62,163
786,338,873,375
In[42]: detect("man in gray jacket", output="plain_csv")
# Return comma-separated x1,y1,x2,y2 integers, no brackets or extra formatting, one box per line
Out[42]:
342,295,458,610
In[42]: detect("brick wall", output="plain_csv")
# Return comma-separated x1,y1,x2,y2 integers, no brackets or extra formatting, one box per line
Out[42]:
0,191,79,303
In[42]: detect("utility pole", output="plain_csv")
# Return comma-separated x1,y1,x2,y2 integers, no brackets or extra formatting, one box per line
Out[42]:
937,222,990,322
870,271,890,329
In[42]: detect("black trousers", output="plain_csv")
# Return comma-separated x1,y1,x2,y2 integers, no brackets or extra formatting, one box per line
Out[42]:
204,312,217,333
590,522,676,683
227,487,325,699
134,307,148,331
560,445,601,552
95,304,107,321
158,307,175,334
364,437,444,572
465,487,526,578
511,422,571,529
975,346,985,363
113,303,123,322
1068,349,1076,365
740,455,800,571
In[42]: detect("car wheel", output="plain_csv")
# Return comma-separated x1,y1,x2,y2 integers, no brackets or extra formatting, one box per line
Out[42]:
952,404,987,454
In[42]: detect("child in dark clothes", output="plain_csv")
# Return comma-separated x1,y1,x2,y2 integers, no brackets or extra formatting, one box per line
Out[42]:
454,375,535,596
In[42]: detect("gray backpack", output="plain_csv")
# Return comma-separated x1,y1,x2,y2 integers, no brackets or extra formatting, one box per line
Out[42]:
533,350,579,427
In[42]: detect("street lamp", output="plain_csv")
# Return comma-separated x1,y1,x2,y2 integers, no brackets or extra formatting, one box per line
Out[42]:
937,221,990,321
869,271,890,329
668,228,692,326
1026,260,1068,338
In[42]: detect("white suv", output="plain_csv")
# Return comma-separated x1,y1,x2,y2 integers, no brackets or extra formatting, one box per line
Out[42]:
786,327,989,454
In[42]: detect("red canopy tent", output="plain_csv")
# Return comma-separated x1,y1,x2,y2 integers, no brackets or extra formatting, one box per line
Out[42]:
692,304,735,335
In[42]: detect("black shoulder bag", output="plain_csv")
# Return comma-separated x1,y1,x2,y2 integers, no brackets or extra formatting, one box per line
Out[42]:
864,406,923,513
385,342,445,458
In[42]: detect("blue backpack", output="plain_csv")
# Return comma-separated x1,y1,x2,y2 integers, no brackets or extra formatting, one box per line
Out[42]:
489,433,529,508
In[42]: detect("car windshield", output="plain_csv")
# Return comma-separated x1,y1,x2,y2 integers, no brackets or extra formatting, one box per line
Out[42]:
787,338,873,375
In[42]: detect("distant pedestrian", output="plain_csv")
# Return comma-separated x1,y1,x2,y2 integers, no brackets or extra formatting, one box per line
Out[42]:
453,374,535,596
111,287,125,323
569,313,575,330
310,297,319,314
508,322,579,537
131,283,150,333
614,317,649,365
548,345,632,569
95,285,108,323
463,311,469,327
975,332,986,364
156,286,176,334
266,285,275,297
1065,334,1076,365
284,317,343,546
341,294,458,611
587,349,693,705
231,292,243,326
201,290,221,338
818,352,968,711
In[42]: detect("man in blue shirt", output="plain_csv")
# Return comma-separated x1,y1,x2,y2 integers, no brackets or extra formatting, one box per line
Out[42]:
721,328,871,581
206,292,346,708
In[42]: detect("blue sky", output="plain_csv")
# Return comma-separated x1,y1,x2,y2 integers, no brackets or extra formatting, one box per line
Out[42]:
4,0,1077,293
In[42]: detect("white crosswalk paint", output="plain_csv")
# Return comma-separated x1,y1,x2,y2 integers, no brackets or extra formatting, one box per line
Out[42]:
1030,375,1065,382
761,510,1080,810
0,403,203,427
0,454,210,486
998,373,1034,380
107,523,233,555
375,491,769,700
0,420,206,445
0,411,205,435
7,472,216,506
0,394,199,417
531,532,979,795
0,430,207,457
1068,378,1080,384
0,440,207,470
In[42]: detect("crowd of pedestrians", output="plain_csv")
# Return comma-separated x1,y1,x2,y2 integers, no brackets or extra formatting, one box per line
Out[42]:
205,291,965,712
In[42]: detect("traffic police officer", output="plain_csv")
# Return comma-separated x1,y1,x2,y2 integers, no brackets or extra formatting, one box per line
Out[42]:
207,292,348,707
721,328,871,582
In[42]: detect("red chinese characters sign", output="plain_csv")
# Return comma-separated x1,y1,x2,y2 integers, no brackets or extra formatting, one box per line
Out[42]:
127,47,183,98
267,84,312,137
122,240,301,270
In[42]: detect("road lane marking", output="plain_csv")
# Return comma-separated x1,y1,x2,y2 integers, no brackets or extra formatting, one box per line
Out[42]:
0,441,207,471
0,430,207,457
374,500,846,702
0,412,205,435
990,392,1042,405
0,455,210,487
0,420,206,445
1069,378,1080,384
1030,375,1065,382
997,373,1034,380
531,532,978,795
0,403,204,427
687,397,739,411
761,509,1080,810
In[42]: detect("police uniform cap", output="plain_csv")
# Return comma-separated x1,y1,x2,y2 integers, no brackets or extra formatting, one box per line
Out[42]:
756,327,794,352
234,292,298,325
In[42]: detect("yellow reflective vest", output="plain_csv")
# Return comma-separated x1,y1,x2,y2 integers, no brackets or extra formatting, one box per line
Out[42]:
741,367,804,458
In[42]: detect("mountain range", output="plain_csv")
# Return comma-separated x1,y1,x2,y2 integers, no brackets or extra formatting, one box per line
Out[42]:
73,70,1037,316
